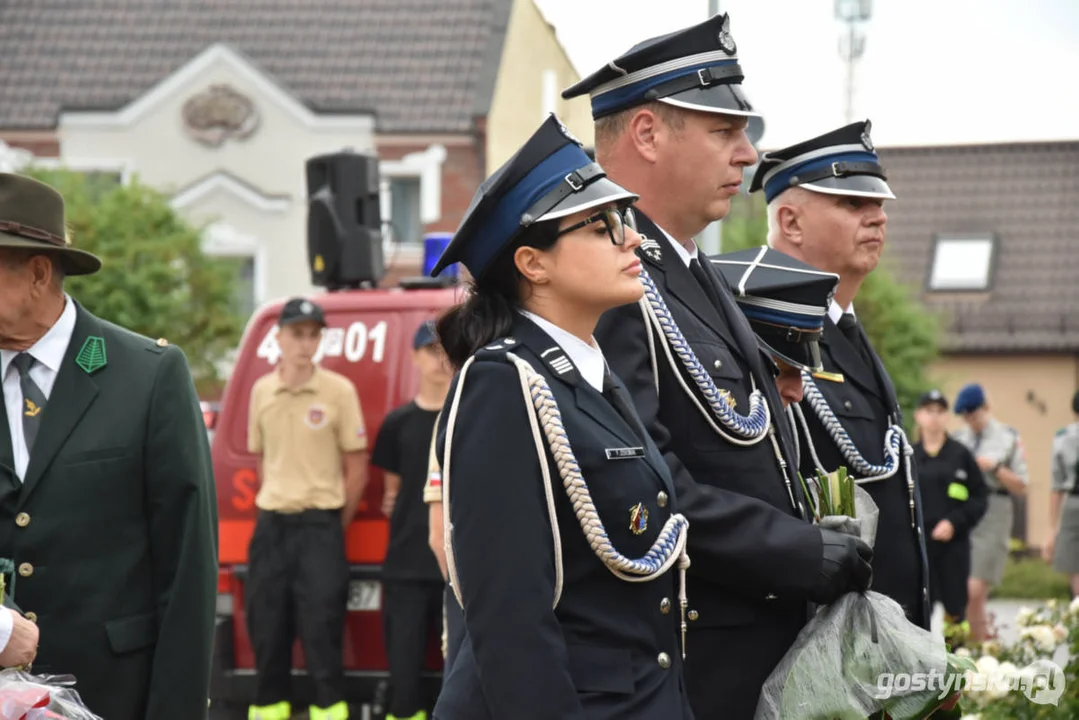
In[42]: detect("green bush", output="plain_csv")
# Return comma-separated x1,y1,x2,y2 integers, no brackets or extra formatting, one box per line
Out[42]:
992,557,1072,601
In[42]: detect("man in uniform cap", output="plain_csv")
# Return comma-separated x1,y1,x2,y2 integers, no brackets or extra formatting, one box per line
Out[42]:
564,17,873,718
0,173,217,718
951,382,1027,642
757,120,932,630
710,246,840,409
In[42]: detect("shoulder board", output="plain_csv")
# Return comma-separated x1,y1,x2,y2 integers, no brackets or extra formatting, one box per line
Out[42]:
473,336,520,361
145,340,169,355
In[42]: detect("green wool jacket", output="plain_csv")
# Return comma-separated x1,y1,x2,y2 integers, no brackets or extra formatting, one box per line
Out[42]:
0,302,218,720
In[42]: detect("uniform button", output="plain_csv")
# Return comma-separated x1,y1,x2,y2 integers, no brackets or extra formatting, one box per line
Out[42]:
688,610,699,622
843,400,853,411
18,563,33,578
765,594,778,601
24,612,36,623
657,652,671,669
14,513,29,528
713,359,723,370
657,491,669,508
660,598,671,614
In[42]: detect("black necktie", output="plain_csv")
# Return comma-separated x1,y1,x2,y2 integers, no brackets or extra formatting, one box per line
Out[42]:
11,354,47,454
689,258,723,310
602,370,647,444
837,313,873,368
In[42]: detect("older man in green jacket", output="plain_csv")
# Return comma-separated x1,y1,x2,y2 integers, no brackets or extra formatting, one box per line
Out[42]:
0,173,218,719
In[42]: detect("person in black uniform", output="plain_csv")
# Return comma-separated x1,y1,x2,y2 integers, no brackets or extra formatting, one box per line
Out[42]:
912,389,988,639
561,14,873,719
758,120,932,630
710,247,842,412
371,321,452,720
427,114,694,720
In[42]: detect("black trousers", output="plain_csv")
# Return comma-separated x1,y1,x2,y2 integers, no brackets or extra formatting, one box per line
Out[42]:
246,509,349,708
928,537,971,620
383,580,444,717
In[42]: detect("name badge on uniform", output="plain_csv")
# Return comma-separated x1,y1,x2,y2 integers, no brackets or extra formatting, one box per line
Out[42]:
606,446,645,460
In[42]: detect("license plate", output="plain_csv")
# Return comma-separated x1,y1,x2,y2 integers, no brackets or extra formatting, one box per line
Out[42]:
347,580,381,611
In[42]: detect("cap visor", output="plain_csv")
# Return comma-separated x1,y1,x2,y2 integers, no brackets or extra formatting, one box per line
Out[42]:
659,84,764,144
536,176,638,222
801,175,896,200
760,337,822,374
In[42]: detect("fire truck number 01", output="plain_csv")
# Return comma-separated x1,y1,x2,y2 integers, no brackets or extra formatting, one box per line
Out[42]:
257,321,388,365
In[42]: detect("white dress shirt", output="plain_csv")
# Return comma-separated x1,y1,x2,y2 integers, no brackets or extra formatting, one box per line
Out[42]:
828,299,855,325
1,295,77,481
659,226,699,268
519,310,606,393
0,295,75,653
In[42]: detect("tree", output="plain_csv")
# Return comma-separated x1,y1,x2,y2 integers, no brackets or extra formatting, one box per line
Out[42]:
22,168,243,394
720,194,941,424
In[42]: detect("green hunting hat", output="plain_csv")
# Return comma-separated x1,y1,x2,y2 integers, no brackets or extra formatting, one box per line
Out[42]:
0,173,101,275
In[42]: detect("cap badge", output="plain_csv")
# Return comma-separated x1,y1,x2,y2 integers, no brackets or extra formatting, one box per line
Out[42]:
717,15,737,55
861,120,875,151
300,301,314,314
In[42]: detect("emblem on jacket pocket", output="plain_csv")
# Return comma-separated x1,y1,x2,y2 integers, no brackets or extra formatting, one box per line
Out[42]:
629,502,649,535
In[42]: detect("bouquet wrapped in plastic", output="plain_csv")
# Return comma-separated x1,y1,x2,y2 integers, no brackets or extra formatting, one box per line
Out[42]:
0,669,101,720
754,469,972,720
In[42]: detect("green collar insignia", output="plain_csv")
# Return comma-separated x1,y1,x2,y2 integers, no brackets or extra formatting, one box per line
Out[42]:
75,336,107,374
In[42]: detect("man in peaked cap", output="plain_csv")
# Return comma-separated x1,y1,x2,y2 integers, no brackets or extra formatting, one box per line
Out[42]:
710,246,840,409
564,16,873,719
758,120,933,631
0,172,217,719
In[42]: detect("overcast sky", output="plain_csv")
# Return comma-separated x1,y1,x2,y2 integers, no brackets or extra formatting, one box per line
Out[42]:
536,0,1079,148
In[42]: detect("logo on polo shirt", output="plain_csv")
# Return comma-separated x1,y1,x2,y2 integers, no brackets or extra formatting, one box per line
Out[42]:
305,403,329,430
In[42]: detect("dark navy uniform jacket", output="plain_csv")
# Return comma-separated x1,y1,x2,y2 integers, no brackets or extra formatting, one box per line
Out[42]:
433,315,694,720
794,316,932,628
594,212,823,717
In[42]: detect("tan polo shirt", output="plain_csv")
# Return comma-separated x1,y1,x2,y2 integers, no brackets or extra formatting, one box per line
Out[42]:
423,411,442,504
248,366,367,513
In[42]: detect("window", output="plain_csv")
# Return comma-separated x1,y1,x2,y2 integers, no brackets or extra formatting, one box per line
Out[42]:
927,234,997,291
202,223,263,317
387,177,422,245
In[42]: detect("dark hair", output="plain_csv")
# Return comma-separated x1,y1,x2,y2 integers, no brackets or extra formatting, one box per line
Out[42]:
436,220,560,368
1072,390,1079,415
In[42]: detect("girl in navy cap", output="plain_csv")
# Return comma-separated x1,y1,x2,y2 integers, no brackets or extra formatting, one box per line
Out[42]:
429,115,694,720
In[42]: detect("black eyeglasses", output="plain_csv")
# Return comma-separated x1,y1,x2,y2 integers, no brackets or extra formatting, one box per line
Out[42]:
556,206,637,246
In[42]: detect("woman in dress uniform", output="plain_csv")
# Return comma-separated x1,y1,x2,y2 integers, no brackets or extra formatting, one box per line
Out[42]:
428,115,694,720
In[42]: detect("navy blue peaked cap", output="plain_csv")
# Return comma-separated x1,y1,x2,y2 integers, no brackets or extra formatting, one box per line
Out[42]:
561,14,763,142
710,247,838,373
431,114,637,278
749,120,895,203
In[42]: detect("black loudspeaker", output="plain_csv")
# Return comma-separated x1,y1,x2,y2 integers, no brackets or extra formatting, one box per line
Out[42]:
306,150,385,289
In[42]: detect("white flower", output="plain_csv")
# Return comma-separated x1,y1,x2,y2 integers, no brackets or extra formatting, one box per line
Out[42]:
997,661,1020,680
975,655,1000,675
981,639,1001,657
1047,598,1059,611
955,647,972,658
959,715,981,720
1016,606,1037,626
1053,624,1069,644
1020,625,1059,653
1070,596,1079,615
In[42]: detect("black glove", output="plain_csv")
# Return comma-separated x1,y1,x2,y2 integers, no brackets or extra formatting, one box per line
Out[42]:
808,527,874,605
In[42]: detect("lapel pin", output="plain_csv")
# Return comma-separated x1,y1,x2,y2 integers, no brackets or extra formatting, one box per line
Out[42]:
75,336,107,375
629,502,649,535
